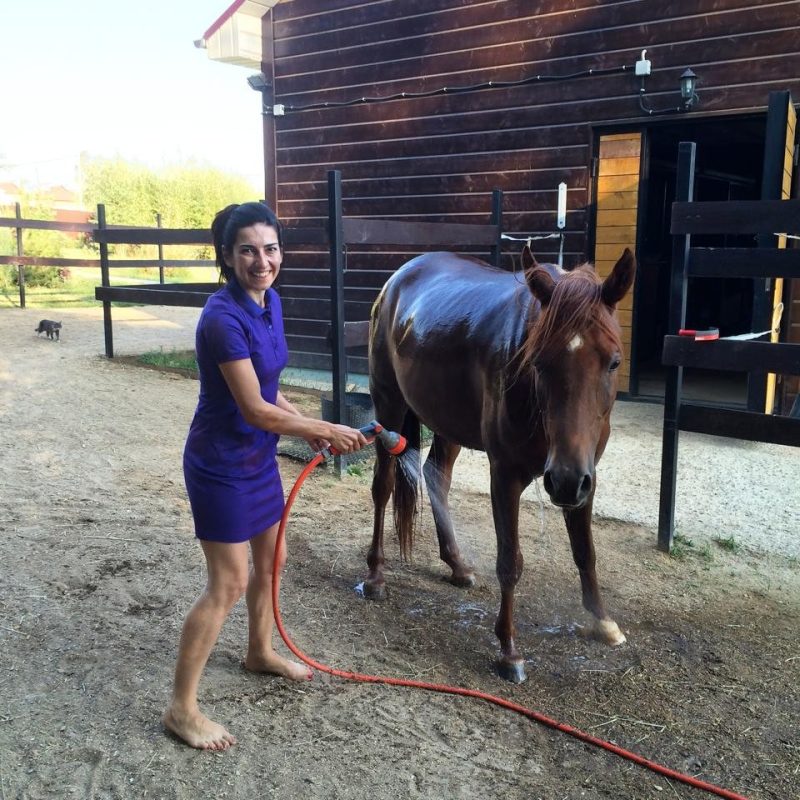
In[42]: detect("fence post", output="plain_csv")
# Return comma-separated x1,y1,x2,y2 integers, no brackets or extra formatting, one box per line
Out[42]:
657,141,695,552
156,213,165,284
97,204,114,358
490,189,504,268
14,203,25,308
328,170,347,476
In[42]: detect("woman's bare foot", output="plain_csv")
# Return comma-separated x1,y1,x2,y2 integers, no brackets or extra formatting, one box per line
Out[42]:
244,652,313,681
162,706,237,751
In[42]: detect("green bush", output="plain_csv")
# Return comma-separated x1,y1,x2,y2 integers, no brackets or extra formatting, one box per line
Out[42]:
0,266,17,291
14,266,65,288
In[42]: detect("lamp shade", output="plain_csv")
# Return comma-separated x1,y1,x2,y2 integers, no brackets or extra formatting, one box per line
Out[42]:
680,69,697,102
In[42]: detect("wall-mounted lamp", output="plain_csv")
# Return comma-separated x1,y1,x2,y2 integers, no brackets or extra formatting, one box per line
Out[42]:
247,73,284,116
247,73,269,92
636,51,700,116
679,68,699,110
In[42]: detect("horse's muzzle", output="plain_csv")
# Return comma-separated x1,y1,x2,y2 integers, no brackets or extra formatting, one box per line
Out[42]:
542,465,593,508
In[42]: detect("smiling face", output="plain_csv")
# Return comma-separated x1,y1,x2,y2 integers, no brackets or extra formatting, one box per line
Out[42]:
223,222,283,306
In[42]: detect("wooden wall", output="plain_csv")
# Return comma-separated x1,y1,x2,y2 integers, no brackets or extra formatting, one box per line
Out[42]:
263,0,800,372
595,133,642,393
776,99,798,413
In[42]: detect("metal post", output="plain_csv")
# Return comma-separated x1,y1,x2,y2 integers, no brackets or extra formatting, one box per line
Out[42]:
97,204,114,358
15,203,25,308
490,189,504,268
750,90,791,413
328,170,347,476
260,11,278,212
156,213,165,284
657,141,695,552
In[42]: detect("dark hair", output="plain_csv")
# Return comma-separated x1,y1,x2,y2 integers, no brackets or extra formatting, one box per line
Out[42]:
211,202,283,283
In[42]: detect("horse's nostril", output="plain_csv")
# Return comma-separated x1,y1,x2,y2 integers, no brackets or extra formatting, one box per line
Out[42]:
580,473,593,497
543,471,554,496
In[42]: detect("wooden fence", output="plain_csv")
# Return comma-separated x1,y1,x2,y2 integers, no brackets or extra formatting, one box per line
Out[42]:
3,176,504,436
93,170,504,434
657,141,800,552
0,203,215,308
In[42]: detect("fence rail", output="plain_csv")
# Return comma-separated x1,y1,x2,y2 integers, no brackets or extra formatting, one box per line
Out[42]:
658,141,800,552
0,205,215,308
4,182,507,469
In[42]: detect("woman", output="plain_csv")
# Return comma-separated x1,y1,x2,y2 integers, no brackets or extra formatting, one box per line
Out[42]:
163,202,366,751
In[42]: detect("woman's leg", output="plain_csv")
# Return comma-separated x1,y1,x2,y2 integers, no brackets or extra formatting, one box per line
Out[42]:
163,539,249,750
243,522,313,680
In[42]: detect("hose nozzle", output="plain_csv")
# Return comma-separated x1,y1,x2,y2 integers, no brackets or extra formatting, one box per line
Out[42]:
326,420,407,459
360,420,407,456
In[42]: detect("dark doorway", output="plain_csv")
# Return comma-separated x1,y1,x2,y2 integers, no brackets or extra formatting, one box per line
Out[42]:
633,117,765,405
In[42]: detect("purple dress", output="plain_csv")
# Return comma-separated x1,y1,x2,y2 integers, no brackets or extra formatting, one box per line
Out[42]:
183,279,289,543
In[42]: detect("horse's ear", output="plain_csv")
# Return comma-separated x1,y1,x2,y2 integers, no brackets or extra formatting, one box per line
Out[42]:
521,245,537,272
526,266,556,306
600,248,636,308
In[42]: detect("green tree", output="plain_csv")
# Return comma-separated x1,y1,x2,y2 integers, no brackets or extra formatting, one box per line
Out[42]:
81,156,259,258
11,190,75,286
81,156,159,227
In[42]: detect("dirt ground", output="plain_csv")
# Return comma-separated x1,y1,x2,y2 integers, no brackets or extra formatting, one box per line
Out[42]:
1,305,798,800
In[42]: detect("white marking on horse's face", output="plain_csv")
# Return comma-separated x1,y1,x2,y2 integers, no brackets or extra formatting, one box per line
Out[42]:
567,334,584,352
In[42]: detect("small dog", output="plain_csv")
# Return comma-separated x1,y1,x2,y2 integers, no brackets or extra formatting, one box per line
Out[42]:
35,320,62,341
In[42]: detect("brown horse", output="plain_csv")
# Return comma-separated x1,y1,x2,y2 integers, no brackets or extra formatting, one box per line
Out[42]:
366,246,636,682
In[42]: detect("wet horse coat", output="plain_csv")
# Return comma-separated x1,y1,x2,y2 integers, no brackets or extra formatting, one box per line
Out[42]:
367,248,636,682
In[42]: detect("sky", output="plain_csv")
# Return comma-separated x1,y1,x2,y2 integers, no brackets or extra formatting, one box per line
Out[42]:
1,0,264,192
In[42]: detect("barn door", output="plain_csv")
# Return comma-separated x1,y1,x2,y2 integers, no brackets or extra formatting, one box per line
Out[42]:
594,132,642,394
755,91,797,414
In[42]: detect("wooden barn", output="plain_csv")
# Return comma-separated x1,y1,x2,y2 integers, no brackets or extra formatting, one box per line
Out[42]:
198,0,800,412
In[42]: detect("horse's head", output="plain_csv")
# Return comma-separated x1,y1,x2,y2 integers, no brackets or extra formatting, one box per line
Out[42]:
521,247,636,508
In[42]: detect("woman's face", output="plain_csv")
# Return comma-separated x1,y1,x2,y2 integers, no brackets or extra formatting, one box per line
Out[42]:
224,223,282,304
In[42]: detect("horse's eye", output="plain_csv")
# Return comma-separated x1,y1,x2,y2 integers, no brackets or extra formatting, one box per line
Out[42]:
609,356,621,372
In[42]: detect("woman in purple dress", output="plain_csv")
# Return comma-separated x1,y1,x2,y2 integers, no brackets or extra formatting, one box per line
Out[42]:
163,202,366,751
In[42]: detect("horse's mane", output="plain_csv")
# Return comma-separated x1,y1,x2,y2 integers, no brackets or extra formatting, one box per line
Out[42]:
518,263,621,370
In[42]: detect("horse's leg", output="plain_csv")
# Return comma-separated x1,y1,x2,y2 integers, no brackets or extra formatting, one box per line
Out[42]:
562,490,626,646
489,464,526,683
365,444,394,600
423,435,475,588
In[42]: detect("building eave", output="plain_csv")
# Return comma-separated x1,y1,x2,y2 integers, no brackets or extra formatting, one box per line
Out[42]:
195,0,281,69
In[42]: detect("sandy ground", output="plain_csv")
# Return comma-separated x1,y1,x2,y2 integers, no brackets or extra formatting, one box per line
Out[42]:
1,304,798,800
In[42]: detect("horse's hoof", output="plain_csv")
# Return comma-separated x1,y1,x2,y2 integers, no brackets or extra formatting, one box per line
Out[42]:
593,618,626,646
363,580,387,601
448,570,476,589
497,658,527,684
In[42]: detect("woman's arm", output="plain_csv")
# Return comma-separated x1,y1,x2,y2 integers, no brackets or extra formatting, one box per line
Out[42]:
276,390,301,416
276,389,330,452
219,359,365,453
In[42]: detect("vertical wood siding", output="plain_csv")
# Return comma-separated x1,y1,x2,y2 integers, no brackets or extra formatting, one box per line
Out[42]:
775,99,798,412
264,0,800,372
595,132,642,393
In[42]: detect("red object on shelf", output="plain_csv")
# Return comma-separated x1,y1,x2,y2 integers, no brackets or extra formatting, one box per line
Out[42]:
678,327,720,341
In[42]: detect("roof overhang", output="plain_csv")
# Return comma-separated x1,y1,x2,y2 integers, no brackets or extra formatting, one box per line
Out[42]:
195,0,280,69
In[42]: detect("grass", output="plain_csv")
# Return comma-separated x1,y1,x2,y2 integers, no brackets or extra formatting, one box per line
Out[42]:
669,532,713,564
137,348,198,373
0,266,217,309
1,276,99,308
713,535,741,554
668,532,694,560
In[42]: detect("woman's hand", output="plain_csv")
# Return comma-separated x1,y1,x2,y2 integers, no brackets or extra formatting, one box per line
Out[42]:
324,424,369,454
303,435,330,453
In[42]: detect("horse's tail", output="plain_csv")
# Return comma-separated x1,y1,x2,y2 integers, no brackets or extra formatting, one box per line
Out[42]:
393,409,422,561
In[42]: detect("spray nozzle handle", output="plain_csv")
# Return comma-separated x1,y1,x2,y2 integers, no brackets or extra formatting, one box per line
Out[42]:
324,420,407,459
358,421,382,438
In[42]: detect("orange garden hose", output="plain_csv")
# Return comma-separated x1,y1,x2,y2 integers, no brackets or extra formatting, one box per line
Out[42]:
272,452,751,800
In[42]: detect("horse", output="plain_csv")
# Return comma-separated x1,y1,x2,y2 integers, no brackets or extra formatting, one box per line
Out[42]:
366,246,636,683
